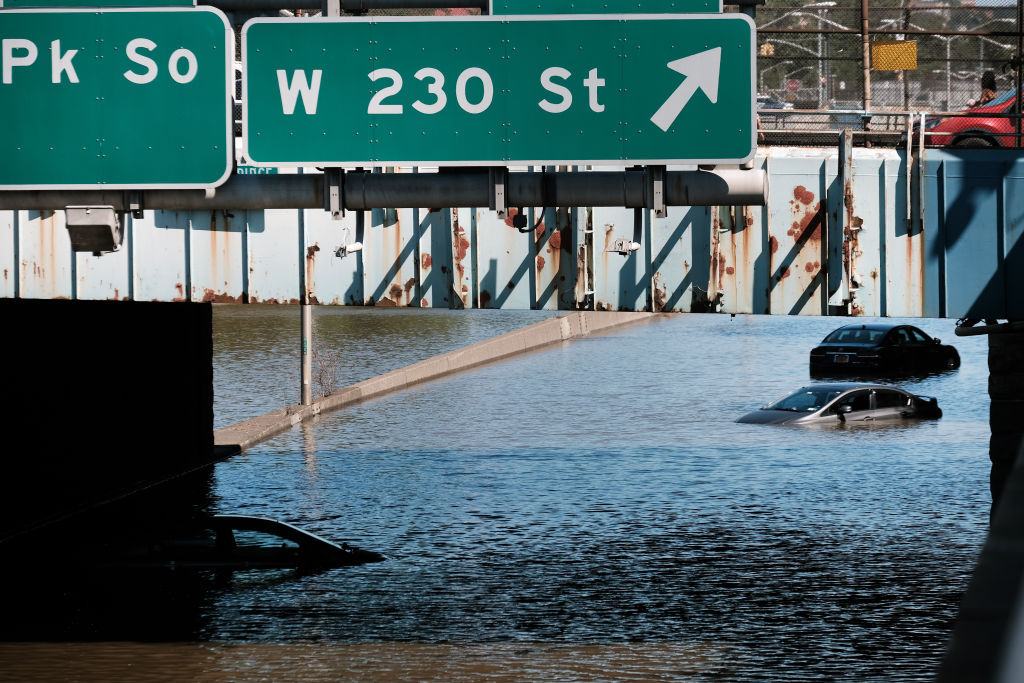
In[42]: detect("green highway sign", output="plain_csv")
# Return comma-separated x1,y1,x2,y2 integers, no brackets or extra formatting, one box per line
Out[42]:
490,0,721,14
242,14,755,168
0,7,232,189
1,1,194,7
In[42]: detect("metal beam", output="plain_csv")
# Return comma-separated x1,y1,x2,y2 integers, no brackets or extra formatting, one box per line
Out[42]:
0,168,766,212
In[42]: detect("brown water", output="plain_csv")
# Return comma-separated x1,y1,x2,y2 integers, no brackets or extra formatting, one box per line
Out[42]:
1,308,993,681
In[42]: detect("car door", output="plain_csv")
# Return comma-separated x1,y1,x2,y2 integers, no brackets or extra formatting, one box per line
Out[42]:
883,327,915,369
906,326,940,368
830,389,873,422
870,389,912,421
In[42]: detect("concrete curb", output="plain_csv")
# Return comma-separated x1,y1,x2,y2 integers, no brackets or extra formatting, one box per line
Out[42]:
215,310,660,451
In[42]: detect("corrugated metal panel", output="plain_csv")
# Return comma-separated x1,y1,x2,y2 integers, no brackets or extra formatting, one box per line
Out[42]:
247,208,301,305
305,208,363,306
475,205,534,310
416,207,454,309
75,233,130,301
18,210,72,301
2,148,1022,318
189,209,246,304
922,154,1019,320
0,210,13,299
137,210,189,302
593,205,646,311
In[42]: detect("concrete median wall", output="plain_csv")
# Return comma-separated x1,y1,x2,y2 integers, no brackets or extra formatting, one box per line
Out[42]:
214,311,658,450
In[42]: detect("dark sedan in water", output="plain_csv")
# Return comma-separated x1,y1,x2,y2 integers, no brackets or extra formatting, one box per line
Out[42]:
809,323,960,376
737,383,942,426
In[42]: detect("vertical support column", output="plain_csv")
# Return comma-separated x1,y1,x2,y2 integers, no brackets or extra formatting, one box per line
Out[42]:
989,330,1024,518
301,302,313,405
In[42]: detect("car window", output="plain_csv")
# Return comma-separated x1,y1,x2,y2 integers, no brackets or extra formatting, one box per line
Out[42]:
874,390,908,409
889,328,913,345
834,390,871,412
765,387,844,412
988,88,1021,108
824,328,884,343
233,530,300,550
907,327,930,343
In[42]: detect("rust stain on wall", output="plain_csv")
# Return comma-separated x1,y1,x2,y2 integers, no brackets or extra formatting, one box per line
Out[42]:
793,185,815,205
453,210,470,307
548,229,561,251
201,288,244,303
652,271,667,312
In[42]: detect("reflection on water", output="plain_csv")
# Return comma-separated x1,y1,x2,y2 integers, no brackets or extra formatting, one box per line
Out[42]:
2,309,994,681
0,642,740,682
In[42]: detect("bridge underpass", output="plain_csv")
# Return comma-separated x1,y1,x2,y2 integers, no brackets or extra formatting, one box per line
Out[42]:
2,143,1024,681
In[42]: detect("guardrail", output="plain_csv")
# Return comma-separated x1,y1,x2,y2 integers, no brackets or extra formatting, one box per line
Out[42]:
757,108,1024,150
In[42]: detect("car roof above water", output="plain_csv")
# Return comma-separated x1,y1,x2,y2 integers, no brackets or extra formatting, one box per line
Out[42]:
794,382,903,393
829,323,901,332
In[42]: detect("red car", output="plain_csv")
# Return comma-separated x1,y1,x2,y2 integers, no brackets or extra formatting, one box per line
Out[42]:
922,89,1023,148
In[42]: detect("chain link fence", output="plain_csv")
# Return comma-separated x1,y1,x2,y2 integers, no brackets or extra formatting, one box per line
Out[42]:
228,3,1021,148
755,0,1023,147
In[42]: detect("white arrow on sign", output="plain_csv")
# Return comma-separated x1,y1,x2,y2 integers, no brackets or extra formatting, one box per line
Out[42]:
650,47,722,133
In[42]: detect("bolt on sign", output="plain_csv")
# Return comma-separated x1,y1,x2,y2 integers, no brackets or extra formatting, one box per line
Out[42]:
871,40,917,71
489,0,722,13
0,7,233,189
242,14,756,168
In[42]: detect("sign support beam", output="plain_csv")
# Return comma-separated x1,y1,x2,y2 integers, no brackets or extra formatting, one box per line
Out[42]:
0,167,767,212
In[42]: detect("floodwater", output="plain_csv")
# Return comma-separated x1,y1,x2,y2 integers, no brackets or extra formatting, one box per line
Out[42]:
1,307,992,681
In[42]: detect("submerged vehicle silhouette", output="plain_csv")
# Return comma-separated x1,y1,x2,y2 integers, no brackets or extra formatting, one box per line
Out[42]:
102,515,386,570
737,383,942,426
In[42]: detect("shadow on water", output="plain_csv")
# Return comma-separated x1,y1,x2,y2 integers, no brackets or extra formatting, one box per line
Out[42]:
0,470,217,642
0,469,340,643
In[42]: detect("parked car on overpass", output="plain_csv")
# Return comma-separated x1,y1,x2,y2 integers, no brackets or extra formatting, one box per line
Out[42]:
918,88,1023,148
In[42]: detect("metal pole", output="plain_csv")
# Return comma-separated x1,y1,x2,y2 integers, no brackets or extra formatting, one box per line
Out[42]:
861,0,870,112
301,302,312,405
946,39,951,110
0,168,768,211
818,11,824,109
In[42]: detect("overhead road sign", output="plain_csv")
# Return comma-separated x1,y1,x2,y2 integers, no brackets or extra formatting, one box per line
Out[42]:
242,14,755,168
0,7,232,189
0,1,195,7
490,0,721,14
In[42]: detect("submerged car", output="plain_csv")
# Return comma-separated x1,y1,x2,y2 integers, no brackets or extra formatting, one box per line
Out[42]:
98,515,386,570
736,383,942,425
809,323,960,376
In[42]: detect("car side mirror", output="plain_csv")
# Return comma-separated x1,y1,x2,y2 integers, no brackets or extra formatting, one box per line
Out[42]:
838,404,853,414
933,338,941,344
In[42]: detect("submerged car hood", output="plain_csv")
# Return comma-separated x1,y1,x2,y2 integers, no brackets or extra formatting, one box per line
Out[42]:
736,409,808,425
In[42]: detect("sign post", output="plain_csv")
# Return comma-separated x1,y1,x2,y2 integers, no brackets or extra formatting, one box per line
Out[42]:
0,7,233,189
242,14,755,168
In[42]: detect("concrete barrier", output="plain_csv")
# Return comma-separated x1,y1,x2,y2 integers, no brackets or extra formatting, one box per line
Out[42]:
214,311,659,451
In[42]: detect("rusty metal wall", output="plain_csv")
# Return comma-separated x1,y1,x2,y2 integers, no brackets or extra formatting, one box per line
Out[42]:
3,147,1022,320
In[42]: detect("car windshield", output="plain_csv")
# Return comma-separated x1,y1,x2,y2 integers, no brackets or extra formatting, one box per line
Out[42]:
982,88,1021,109
821,328,885,344
764,387,846,412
